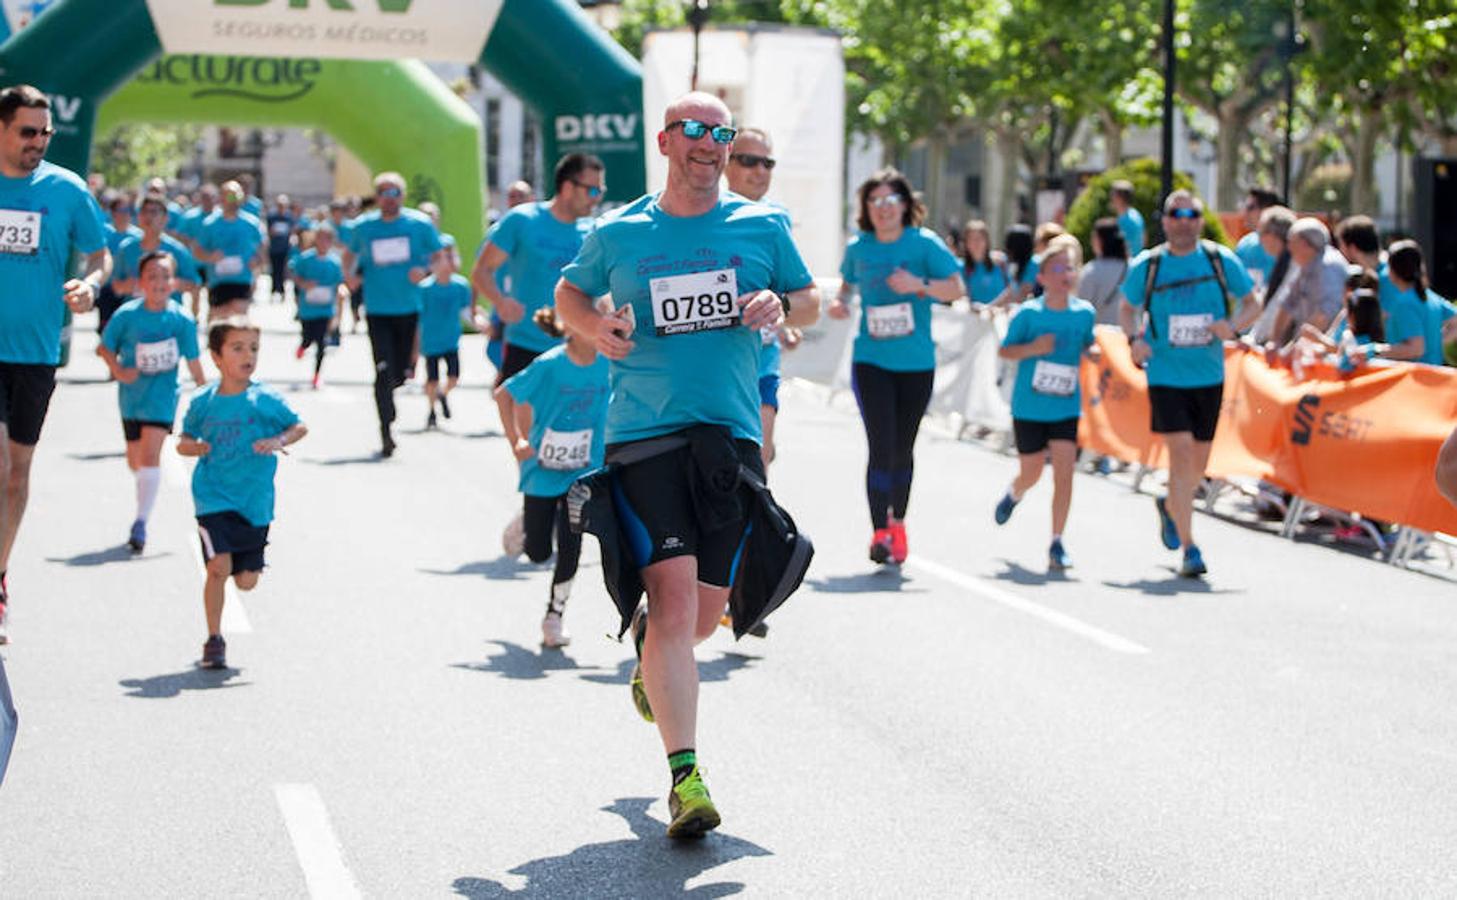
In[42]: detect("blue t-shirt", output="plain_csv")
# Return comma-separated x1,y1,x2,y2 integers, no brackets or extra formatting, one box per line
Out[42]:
417,273,472,356
1019,254,1041,288
965,257,1009,304
840,227,961,372
104,223,143,287
197,211,264,286
346,209,441,316
1234,231,1274,289
243,195,264,220
758,329,782,379
100,298,200,424
290,248,344,321
1382,287,1426,352
1120,242,1254,388
1422,292,1455,366
0,160,108,364
1119,208,1146,253
562,192,814,444
182,381,301,527
1003,297,1096,422
488,202,593,353
266,212,295,255
177,206,212,246
503,345,611,497
116,233,200,303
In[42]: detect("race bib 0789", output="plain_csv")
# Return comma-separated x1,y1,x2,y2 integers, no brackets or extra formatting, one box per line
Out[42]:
649,268,739,336
0,209,42,256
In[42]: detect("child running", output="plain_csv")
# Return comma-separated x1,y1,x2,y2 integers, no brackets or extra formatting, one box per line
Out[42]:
97,251,206,553
417,251,482,429
993,234,1100,571
288,223,346,389
177,318,307,669
493,307,609,648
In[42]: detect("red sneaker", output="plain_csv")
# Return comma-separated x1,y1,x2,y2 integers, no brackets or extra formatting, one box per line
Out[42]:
888,519,909,564
869,528,893,565
295,345,306,360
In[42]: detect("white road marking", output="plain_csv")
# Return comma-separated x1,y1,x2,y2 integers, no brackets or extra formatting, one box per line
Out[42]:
274,784,363,900
907,556,1151,655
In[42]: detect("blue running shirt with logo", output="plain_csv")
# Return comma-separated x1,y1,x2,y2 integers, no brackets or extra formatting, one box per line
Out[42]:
503,344,610,497
197,211,264,287
417,273,473,356
346,209,441,316
1120,243,1253,388
183,381,301,527
1003,296,1097,422
562,193,813,444
101,299,200,423
840,227,961,372
487,202,593,353
291,249,345,321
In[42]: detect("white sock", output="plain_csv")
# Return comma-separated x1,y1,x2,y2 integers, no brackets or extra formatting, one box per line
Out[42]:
1051,533,1062,543
1007,482,1023,502
135,467,161,523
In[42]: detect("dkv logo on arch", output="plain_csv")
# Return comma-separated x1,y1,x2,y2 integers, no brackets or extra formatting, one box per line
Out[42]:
555,113,639,145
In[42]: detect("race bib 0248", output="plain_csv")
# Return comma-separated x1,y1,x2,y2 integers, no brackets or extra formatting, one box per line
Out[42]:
538,427,592,471
649,268,739,336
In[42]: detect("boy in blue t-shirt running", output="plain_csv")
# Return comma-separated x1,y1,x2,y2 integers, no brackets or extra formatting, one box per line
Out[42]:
992,235,1100,572
417,253,486,429
178,318,307,670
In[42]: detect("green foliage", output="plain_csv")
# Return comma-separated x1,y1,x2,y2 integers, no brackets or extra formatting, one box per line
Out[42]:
613,0,790,59
1294,161,1362,214
1063,158,1230,259
91,123,202,192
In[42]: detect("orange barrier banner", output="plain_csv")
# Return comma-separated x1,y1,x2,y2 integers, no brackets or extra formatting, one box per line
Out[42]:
1078,328,1457,535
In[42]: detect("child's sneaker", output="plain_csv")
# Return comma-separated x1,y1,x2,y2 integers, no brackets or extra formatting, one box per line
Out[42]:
199,635,227,670
439,393,452,419
127,519,146,554
501,512,525,558
541,611,570,648
1048,538,1072,572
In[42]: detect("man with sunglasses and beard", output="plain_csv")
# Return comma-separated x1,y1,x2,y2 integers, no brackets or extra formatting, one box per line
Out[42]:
556,92,820,839
343,172,443,457
1119,190,1260,579
0,85,111,642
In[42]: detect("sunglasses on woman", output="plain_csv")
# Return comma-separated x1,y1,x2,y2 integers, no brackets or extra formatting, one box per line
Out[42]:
666,119,738,144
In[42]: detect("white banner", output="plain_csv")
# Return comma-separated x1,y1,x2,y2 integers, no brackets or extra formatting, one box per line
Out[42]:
145,0,503,63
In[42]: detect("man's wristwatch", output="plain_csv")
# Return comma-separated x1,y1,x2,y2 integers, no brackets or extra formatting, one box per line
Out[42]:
779,293,792,316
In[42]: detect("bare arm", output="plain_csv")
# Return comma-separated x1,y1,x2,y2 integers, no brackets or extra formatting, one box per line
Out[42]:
555,278,634,360
493,385,534,461
63,248,112,313
783,282,822,328
998,332,1056,361
186,357,206,387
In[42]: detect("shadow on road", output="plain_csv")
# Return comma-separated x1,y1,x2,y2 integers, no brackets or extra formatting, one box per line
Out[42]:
299,453,389,467
419,556,547,581
65,450,126,462
805,568,925,594
1101,571,1245,597
47,546,173,567
119,666,249,698
451,796,771,898
991,559,1078,586
451,640,611,681
577,651,761,688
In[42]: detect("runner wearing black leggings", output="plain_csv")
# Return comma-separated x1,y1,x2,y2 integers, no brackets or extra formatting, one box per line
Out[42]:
828,168,965,565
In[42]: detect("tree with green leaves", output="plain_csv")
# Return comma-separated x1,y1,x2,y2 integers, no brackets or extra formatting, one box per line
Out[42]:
90,123,203,193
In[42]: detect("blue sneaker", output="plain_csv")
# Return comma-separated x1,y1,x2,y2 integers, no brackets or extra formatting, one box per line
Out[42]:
1179,545,1207,578
994,492,1018,525
1048,539,1072,572
127,519,146,553
1154,497,1180,550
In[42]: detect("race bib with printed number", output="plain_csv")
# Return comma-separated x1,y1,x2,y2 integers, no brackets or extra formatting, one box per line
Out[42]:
371,236,410,266
305,285,334,305
214,256,244,277
270,221,291,236
1031,360,1078,396
649,268,739,336
538,427,592,471
135,337,180,375
1168,313,1214,347
0,209,41,256
865,302,914,339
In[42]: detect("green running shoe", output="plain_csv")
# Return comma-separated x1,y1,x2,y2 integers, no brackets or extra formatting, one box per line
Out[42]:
630,606,653,723
667,767,721,839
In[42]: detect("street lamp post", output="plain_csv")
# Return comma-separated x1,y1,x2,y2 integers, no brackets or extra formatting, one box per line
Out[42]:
686,0,710,91
1160,0,1176,204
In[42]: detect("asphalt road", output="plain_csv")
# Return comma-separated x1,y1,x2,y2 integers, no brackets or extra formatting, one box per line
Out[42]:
2,299,1454,897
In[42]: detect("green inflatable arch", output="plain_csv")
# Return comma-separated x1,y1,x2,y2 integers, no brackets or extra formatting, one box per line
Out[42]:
96,55,486,252
0,0,646,256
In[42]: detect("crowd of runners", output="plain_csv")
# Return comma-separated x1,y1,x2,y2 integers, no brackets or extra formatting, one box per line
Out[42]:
3,78,1456,839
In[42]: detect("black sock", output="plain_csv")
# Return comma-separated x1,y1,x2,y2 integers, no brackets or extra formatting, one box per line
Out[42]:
668,748,697,785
